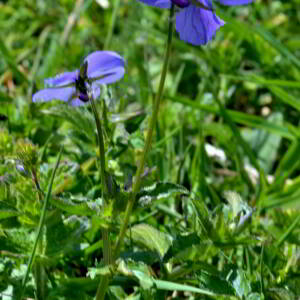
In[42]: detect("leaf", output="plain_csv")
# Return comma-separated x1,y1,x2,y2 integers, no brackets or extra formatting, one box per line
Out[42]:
222,74,300,89
163,233,201,262
0,91,13,103
41,106,96,142
253,25,300,70
227,268,252,298
197,271,235,296
130,224,172,259
136,182,189,206
268,86,300,112
0,210,20,220
154,279,218,296
168,94,294,140
50,196,100,216
0,37,29,84
242,112,282,173
46,214,89,257
117,260,154,290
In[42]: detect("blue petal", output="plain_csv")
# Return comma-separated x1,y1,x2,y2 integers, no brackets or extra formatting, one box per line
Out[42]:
32,86,76,103
175,1,225,45
218,0,253,5
137,0,171,8
70,98,84,106
91,83,101,99
84,51,125,84
44,70,78,87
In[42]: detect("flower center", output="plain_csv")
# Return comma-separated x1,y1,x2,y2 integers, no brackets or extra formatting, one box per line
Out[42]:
75,75,89,102
171,0,190,8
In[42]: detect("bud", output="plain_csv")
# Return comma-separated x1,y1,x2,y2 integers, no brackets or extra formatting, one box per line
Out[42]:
16,162,30,178
16,141,38,172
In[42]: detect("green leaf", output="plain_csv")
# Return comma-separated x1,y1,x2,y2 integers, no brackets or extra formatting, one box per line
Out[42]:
253,25,300,70
136,182,189,206
0,91,14,103
118,260,154,290
50,196,100,216
130,224,172,258
154,279,218,296
268,86,300,112
41,106,96,142
227,268,251,298
222,74,300,89
0,37,30,84
168,94,294,140
0,210,20,220
163,233,201,262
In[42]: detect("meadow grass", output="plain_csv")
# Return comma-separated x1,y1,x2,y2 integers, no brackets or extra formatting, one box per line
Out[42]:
1,0,300,299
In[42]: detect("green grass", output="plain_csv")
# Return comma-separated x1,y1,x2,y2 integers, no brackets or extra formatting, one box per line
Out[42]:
1,0,300,299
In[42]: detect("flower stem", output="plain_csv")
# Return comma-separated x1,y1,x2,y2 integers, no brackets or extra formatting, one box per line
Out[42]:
90,97,107,199
114,4,175,261
90,96,113,300
19,147,63,300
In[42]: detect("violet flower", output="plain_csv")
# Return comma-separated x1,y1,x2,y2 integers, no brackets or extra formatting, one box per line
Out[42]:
137,0,253,45
33,51,125,106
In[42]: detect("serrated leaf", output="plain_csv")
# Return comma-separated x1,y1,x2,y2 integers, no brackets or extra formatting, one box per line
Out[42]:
46,215,89,256
41,106,96,142
50,196,99,216
117,260,154,290
163,233,201,262
130,224,172,258
197,271,235,296
137,182,189,206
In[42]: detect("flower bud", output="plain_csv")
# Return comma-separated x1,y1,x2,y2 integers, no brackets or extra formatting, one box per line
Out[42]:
16,141,38,172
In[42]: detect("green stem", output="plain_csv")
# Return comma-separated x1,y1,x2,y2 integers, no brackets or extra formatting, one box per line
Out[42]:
33,235,47,300
90,97,107,198
90,96,113,300
32,170,47,300
19,147,63,300
114,4,175,261
104,0,120,50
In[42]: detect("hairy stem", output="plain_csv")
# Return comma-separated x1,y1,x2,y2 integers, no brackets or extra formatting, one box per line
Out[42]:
19,148,63,300
90,96,113,300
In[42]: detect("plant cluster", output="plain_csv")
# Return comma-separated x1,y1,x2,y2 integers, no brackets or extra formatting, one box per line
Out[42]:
1,0,300,299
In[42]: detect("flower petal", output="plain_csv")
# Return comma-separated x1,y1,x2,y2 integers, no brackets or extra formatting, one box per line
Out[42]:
32,86,76,103
70,98,85,106
218,0,253,5
84,51,125,84
137,0,171,8
91,83,101,100
175,1,225,45
44,70,78,87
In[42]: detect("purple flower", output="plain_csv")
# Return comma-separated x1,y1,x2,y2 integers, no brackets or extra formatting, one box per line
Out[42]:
138,0,253,45
33,51,125,106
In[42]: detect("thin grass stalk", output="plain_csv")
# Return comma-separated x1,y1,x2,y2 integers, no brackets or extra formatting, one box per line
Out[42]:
19,147,63,300
90,95,113,300
113,4,175,261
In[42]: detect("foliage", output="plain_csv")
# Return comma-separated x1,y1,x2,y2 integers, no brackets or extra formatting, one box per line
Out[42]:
1,0,300,299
